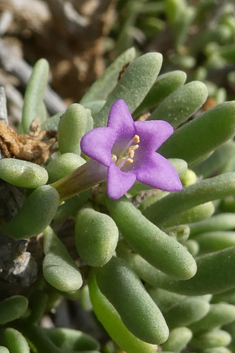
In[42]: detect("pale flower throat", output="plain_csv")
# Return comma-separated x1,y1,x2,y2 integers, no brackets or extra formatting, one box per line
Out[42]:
111,135,140,169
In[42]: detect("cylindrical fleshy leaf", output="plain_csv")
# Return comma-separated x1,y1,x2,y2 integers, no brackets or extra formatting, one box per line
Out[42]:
118,248,235,295
95,257,169,344
147,287,185,313
43,227,82,292
184,239,199,256
158,247,235,295
75,208,119,267
3,328,30,353
88,272,158,353
10,324,64,353
166,0,186,25
0,296,28,325
161,202,215,228
189,303,235,333
202,348,232,353
41,327,100,351
84,108,94,133
133,70,187,117
191,330,231,349
106,196,196,280
22,59,49,133
195,231,235,254
149,81,207,127
46,153,86,183
0,347,9,353
0,159,48,188
3,185,59,239
162,327,193,353
143,173,235,226
194,141,235,178
80,285,92,312
163,298,210,328
93,53,163,127
166,0,195,46
58,104,88,154
189,213,235,237
159,102,235,166
80,48,136,104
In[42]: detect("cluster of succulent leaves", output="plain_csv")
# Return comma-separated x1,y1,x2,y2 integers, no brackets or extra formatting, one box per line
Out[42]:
112,0,235,103
2,41,235,353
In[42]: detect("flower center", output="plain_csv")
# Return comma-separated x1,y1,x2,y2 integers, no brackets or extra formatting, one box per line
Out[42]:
111,135,140,169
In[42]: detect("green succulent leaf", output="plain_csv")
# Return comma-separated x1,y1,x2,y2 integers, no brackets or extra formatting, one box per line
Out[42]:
75,208,119,267
58,104,89,155
106,196,197,280
0,296,28,325
133,70,187,117
93,52,163,127
2,185,59,239
43,227,83,292
95,257,169,345
0,159,48,188
80,48,136,104
162,327,192,353
159,102,235,167
88,271,158,353
149,81,208,127
22,58,49,133
3,328,30,353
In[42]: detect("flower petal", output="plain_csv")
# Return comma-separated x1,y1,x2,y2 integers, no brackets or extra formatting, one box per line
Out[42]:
134,152,182,191
81,127,116,166
134,120,174,151
107,163,136,199
107,99,135,135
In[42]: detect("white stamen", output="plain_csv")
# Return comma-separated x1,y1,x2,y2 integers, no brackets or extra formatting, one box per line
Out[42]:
112,135,140,169
116,157,127,168
118,135,140,157
111,154,117,162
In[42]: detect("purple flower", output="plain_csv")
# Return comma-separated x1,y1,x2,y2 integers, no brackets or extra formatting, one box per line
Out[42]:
81,99,182,200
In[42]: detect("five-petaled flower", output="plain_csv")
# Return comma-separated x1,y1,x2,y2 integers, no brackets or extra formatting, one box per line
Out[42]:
52,99,182,201
81,99,182,199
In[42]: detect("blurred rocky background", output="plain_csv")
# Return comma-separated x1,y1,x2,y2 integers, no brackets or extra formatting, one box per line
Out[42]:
1,0,235,127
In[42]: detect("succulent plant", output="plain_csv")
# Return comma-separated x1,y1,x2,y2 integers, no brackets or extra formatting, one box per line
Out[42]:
1,44,235,353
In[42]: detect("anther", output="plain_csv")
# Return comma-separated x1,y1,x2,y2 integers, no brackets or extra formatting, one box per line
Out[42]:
129,150,135,159
125,158,133,164
129,145,139,151
111,154,117,162
133,135,140,143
